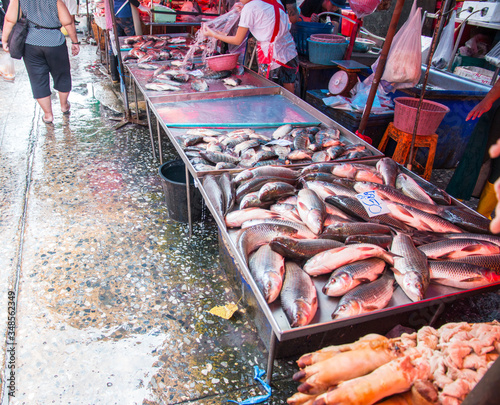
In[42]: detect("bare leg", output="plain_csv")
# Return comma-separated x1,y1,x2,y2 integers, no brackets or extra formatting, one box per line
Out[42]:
37,96,54,123
59,91,71,113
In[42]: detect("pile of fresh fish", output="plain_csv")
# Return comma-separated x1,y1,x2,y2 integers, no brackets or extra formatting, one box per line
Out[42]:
202,158,500,328
122,34,197,63
179,124,374,172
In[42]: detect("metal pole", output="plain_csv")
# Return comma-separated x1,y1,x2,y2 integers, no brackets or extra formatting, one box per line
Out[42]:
357,0,406,136
107,0,131,120
186,165,193,238
406,1,447,170
265,333,278,385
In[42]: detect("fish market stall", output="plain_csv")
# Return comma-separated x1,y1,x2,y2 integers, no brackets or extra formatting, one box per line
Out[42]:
195,158,500,383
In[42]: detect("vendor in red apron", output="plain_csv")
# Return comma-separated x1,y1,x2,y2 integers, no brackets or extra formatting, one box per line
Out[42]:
202,0,299,93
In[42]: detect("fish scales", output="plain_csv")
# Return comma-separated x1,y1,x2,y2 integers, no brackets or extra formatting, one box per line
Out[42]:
249,244,285,303
449,254,500,271
258,182,296,202
320,223,392,242
296,189,326,235
323,258,387,297
395,173,436,205
428,260,500,289
241,218,317,240
238,223,299,263
376,157,399,188
200,150,239,165
235,176,296,203
345,234,393,249
269,237,343,261
225,208,280,228
303,180,357,200
281,262,318,327
418,238,500,260
239,192,269,210
303,243,396,276
203,174,225,219
438,207,491,234
218,172,235,215
331,273,395,319
390,233,430,302
444,232,500,246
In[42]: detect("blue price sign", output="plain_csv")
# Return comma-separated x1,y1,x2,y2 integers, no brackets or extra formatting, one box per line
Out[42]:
355,191,390,217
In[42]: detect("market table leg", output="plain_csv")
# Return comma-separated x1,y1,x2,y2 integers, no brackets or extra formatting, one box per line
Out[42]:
186,165,192,238
266,332,278,385
145,102,157,161
157,119,163,164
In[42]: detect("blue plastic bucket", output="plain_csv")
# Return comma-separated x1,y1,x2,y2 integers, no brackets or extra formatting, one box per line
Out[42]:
290,21,337,56
307,38,347,65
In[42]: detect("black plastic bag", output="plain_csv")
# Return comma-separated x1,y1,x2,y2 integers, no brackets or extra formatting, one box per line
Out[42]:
7,5,28,60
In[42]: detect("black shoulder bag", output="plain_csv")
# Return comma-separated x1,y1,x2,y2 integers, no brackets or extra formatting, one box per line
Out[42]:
7,1,29,60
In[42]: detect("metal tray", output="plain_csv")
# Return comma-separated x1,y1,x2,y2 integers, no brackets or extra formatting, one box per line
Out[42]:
196,159,500,345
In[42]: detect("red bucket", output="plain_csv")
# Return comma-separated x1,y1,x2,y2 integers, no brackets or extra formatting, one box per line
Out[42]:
393,97,450,136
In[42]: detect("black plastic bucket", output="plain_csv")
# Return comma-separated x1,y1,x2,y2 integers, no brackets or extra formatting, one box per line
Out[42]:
158,160,203,223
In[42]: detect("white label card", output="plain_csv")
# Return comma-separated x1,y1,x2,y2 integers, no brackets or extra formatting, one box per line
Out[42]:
355,191,390,217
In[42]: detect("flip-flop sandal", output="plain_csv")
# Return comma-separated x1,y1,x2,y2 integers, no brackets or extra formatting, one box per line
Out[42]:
42,116,53,124
62,101,71,115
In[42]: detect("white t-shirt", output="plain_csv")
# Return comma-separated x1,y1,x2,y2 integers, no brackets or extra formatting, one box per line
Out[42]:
239,0,297,69
62,0,78,15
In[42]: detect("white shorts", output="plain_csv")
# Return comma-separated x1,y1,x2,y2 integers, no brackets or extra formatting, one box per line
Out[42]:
62,0,78,15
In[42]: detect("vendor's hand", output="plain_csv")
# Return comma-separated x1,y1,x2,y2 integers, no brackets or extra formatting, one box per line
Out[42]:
490,179,500,234
232,2,244,12
71,43,80,56
201,24,215,38
466,98,493,121
310,13,320,23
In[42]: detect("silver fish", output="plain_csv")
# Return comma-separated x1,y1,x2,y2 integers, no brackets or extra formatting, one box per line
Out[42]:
303,180,357,200
354,170,384,184
287,149,313,161
345,235,393,249
200,150,239,165
323,258,387,297
249,244,285,303
191,79,209,92
390,232,430,302
281,262,318,327
225,208,281,228
385,202,463,233
270,203,302,223
332,273,395,319
443,232,500,246
272,124,293,139
239,192,269,210
219,172,235,215
320,222,392,242
258,182,296,202
296,188,326,235
269,237,343,261
237,223,299,262
241,218,317,240
215,162,237,170
450,254,500,271
233,166,298,186
222,77,242,86
428,260,500,289
137,62,162,70
145,82,181,91
418,238,500,260
203,174,225,219
376,157,399,188
236,176,295,203
304,244,396,276
395,173,436,205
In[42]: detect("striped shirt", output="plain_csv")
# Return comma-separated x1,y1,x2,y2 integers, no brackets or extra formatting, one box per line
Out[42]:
20,0,65,47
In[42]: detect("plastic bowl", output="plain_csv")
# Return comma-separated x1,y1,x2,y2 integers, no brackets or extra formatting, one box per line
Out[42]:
353,38,376,53
206,53,239,71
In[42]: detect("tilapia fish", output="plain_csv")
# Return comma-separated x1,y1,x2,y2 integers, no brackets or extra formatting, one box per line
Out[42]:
191,79,209,92
296,189,326,235
390,232,430,302
249,244,285,303
323,258,387,297
418,238,500,260
237,223,298,262
203,174,225,219
269,237,343,261
281,262,318,327
258,181,296,202
332,273,395,319
428,260,500,289
303,243,396,276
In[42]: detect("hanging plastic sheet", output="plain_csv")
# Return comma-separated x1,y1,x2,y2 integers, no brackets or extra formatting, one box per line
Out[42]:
432,11,457,69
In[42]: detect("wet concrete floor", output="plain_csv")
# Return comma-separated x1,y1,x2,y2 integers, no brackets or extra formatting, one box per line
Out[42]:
0,26,498,405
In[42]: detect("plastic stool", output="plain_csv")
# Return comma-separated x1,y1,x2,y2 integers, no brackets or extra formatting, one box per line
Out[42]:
378,122,438,181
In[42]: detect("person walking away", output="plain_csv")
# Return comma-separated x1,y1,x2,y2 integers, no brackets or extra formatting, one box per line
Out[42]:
62,0,77,23
446,79,500,219
2,0,80,124
202,0,298,93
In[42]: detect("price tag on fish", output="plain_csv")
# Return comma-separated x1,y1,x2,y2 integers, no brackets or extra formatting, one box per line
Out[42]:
355,191,390,217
